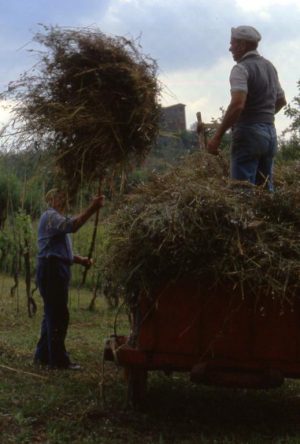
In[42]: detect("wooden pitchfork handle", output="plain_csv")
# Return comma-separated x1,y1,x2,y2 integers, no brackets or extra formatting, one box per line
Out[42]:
79,178,103,288
196,112,207,150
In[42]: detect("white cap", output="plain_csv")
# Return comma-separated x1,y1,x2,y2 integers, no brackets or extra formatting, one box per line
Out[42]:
231,26,261,43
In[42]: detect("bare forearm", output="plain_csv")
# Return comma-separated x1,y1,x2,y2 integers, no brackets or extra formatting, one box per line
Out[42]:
73,255,84,264
215,103,244,140
73,255,93,268
71,195,105,233
206,91,246,155
72,205,97,232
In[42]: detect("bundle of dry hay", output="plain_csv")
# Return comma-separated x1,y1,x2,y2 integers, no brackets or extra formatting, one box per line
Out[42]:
4,26,161,194
101,152,300,307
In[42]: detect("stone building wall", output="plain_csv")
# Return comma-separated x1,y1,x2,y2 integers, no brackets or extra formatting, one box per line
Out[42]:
160,103,186,132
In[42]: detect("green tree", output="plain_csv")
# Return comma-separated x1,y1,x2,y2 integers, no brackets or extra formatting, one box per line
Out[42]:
277,135,300,162
0,166,20,227
285,79,300,136
278,79,300,161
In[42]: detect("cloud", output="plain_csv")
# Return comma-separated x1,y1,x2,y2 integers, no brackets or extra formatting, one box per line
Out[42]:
0,0,108,28
0,0,298,135
159,57,232,130
96,0,300,75
96,0,239,72
0,0,111,87
235,0,300,13
0,99,14,128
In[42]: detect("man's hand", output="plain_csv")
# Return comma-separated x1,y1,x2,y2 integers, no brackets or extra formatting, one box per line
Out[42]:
73,255,93,268
90,194,105,210
206,135,221,155
82,257,93,268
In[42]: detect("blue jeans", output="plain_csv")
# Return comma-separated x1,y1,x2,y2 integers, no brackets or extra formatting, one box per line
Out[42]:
231,123,277,191
34,257,71,367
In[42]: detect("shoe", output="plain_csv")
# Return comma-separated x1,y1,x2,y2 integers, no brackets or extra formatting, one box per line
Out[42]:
46,361,81,370
66,362,81,370
50,362,81,370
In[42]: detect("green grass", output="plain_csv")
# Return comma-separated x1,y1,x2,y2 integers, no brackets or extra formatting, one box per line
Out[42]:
2,274,300,443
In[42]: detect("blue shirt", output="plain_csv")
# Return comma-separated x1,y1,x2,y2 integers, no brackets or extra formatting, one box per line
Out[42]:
37,208,75,264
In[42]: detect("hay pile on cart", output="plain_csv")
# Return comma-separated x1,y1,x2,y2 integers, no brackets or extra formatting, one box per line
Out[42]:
102,153,300,307
3,26,161,194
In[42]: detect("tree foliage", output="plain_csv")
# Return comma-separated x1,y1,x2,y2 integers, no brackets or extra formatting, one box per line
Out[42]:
285,80,300,136
278,79,300,161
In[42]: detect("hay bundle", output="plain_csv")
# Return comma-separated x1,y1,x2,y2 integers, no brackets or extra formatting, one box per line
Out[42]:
5,26,161,193
102,153,300,306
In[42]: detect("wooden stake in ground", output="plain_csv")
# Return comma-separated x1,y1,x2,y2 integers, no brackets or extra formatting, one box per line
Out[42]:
196,112,207,150
196,111,218,150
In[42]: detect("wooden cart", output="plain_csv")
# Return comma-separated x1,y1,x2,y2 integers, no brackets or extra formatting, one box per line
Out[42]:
104,280,300,404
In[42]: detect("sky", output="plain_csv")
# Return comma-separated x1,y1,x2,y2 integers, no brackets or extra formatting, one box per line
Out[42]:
1,0,300,135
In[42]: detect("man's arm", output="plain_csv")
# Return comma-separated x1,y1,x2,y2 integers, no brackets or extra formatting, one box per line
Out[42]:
206,91,247,155
73,255,93,267
275,95,287,114
72,195,105,233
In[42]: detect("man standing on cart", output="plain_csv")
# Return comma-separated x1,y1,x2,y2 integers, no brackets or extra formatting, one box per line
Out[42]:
205,25,286,191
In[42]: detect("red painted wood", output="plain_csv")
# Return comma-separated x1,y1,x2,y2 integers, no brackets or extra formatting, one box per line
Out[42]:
104,281,300,387
133,280,300,376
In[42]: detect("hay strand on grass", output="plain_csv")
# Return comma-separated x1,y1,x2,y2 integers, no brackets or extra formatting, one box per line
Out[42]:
0,364,48,380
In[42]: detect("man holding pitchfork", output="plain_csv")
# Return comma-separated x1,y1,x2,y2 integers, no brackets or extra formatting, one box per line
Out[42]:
34,189,105,370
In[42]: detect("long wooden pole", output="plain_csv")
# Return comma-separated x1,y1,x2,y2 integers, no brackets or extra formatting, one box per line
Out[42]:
79,178,103,288
196,112,208,150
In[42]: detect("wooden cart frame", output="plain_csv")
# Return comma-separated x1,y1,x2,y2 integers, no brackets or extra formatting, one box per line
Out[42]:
104,280,300,405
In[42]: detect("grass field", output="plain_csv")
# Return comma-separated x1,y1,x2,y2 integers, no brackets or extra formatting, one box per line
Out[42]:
2,274,300,444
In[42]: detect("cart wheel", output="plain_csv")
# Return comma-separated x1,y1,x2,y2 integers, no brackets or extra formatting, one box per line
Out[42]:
126,367,148,408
